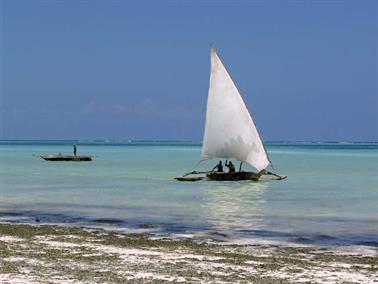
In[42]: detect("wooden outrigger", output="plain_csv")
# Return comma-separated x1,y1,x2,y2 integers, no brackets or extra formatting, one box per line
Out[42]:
175,169,286,182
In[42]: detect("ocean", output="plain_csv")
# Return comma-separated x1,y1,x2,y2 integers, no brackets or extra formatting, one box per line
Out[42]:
0,140,377,246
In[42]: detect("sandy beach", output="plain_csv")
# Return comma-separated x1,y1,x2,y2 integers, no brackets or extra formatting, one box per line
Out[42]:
0,223,376,283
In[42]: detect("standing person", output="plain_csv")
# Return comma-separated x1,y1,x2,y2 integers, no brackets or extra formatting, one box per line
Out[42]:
73,144,77,156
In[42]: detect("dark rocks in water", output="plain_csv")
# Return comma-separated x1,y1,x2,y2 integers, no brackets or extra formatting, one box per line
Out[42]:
313,234,336,241
35,217,41,223
211,231,229,238
357,241,378,247
93,218,124,225
138,224,159,229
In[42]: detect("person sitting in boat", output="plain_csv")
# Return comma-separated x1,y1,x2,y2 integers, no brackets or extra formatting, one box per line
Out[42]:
212,161,223,172
73,144,77,156
225,161,236,173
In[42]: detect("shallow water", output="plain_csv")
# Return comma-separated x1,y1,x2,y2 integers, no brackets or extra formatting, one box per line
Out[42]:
0,140,377,246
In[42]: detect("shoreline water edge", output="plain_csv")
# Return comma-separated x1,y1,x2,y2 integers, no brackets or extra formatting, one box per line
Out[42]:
0,222,377,283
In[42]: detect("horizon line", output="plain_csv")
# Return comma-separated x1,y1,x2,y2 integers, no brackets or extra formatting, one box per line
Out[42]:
0,139,377,143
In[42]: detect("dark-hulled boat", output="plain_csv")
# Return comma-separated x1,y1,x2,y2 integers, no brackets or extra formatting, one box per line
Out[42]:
41,155,92,161
206,171,263,181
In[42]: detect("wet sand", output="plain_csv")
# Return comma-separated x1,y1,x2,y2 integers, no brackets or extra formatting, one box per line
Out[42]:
0,223,377,283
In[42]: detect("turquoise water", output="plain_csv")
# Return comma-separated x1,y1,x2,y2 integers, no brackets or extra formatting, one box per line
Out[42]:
0,140,377,246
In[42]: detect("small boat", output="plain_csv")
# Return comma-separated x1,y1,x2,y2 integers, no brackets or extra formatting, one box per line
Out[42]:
40,155,92,161
176,46,285,181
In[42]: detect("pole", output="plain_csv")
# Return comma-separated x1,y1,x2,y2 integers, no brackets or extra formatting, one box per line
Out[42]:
239,162,243,172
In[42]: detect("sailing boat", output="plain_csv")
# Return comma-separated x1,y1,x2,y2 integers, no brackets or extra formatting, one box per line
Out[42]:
176,47,285,181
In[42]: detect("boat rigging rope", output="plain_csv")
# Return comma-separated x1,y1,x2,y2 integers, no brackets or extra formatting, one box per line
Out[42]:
266,171,286,180
181,161,212,177
182,170,211,177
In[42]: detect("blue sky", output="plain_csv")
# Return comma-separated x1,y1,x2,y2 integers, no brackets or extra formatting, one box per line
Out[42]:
1,0,377,141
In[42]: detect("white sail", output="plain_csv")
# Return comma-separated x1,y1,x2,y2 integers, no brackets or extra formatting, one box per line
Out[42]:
201,48,270,172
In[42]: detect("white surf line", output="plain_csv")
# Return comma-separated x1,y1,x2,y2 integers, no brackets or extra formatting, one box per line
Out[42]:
0,274,41,284
124,272,186,282
0,235,25,242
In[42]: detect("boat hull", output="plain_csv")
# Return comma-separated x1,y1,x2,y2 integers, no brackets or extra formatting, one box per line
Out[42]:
41,155,92,161
206,171,263,181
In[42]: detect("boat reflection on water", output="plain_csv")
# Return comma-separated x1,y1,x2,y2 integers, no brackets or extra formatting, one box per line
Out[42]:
200,181,268,241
